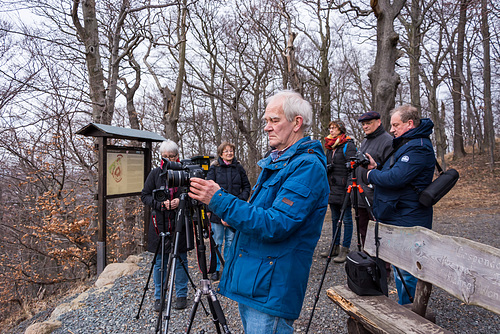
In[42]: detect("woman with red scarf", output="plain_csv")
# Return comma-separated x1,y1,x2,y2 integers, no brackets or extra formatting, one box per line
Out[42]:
322,120,357,263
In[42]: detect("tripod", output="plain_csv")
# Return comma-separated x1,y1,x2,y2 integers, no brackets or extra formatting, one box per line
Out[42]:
134,208,207,330
156,191,219,334
305,161,375,333
185,195,231,334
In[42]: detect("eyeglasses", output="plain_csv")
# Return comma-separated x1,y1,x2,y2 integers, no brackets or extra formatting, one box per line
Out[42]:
162,154,178,159
222,150,234,154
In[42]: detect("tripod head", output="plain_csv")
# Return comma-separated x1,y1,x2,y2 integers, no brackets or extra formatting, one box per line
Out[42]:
345,151,370,170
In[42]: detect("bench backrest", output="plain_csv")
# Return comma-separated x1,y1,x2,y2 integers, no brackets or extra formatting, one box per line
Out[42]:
364,221,500,315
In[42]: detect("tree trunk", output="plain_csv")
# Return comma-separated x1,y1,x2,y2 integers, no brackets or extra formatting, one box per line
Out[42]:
408,0,422,114
451,0,468,159
481,0,495,168
368,0,406,130
103,0,130,125
71,0,106,123
124,54,141,130
166,0,188,143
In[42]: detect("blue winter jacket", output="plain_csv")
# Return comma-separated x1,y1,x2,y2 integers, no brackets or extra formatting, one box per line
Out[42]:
368,118,436,229
208,137,329,320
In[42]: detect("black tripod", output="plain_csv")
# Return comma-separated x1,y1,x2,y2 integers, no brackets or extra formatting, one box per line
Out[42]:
185,195,231,334
134,208,208,331
306,159,375,333
156,191,222,334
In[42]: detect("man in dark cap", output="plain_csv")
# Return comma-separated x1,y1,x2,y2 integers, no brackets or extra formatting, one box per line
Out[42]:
354,111,392,245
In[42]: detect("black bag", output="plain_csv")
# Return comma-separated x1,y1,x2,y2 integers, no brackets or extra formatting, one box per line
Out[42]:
345,221,388,296
417,162,459,208
345,252,388,296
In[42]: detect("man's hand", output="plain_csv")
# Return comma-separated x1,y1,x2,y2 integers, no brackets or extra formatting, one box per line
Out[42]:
188,178,221,205
365,153,377,170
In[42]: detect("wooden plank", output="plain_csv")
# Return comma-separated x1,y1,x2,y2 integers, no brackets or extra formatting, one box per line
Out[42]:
327,286,451,334
364,221,500,314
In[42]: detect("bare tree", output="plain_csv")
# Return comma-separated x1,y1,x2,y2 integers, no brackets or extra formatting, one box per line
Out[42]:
368,0,407,129
449,0,469,159
481,0,495,168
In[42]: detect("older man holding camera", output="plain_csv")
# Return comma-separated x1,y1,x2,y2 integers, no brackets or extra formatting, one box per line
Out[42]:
189,90,329,333
354,111,393,245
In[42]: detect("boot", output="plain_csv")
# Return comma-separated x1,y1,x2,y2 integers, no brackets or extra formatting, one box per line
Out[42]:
333,246,349,263
320,244,340,258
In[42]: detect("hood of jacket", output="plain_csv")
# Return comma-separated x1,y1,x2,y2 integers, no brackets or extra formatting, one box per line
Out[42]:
393,118,434,148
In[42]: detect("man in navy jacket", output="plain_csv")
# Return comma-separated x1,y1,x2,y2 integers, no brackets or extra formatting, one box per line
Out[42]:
366,105,435,305
189,90,329,333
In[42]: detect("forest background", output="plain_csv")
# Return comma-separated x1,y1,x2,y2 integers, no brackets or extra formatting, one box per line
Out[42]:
0,0,499,328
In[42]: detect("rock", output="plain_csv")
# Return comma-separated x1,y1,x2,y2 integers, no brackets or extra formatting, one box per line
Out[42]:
124,255,141,264
24,320,61,334
94,262,140,288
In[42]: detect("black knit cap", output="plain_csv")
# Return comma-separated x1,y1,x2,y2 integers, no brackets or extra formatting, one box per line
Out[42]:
358,111,381,122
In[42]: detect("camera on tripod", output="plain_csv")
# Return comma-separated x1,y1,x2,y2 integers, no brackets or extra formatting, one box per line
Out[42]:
153,155,213,202
346,151,370,169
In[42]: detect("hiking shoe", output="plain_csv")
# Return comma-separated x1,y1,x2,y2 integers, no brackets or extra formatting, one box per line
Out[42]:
154,299,162,312
174,297,187,310
210,271,220,281
320,245,340,258
333,246,349,263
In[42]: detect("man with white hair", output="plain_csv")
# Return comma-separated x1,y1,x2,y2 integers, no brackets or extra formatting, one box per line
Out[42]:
189,90,329,333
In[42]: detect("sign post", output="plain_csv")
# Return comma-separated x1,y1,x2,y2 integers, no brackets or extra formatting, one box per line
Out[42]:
76,124,165,274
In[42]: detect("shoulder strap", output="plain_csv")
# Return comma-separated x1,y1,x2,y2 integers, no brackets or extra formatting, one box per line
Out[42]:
378,138,410,170
342,142,357,158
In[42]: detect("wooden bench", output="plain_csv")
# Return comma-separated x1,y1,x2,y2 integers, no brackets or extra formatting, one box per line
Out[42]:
327,221,500,333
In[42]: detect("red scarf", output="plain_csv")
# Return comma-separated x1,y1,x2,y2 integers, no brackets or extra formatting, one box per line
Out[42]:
325,134,349,150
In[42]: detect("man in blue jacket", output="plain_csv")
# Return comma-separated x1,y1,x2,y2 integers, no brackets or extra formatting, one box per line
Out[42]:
366,105,435,305
189,90,329,333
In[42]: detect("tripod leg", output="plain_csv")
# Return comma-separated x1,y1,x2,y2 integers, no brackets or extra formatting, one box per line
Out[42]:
177,253,209,316
186,288,203,334
208,289,231,333
306,183,352,334
135,237,161,319
155,251,175,333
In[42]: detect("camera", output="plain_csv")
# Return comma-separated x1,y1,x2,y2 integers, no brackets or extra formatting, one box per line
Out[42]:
153,155,214,202
346,151,370,169
153,186,170,202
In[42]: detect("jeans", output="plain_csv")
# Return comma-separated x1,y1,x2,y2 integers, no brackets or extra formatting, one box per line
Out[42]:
330,203,353,248
393,265,417,305
211,223,235,271
153,251,188,300
238,303,294,334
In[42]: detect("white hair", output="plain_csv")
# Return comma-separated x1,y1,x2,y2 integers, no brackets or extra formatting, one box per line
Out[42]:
266,90,312,132
159,140,179,155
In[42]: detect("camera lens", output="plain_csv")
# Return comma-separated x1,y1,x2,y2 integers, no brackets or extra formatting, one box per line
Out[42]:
167,170,189,187
153,187,169,202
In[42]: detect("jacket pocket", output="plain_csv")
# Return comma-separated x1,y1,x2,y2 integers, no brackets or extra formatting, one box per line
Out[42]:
229,249,277,303
375,194,399,221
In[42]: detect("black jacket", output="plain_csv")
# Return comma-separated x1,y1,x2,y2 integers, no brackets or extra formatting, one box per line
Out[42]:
354,125,393,207
206,157,251,224
326,139,357,205
141,166,188,253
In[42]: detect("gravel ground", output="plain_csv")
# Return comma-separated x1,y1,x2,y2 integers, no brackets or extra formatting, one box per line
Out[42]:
8,205,500,334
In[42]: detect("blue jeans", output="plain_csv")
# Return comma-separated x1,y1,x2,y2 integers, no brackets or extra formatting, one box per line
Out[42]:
393,265,417,305
211,223,235,271
238,303,294,334
153,252,188,300
330,203,353,248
